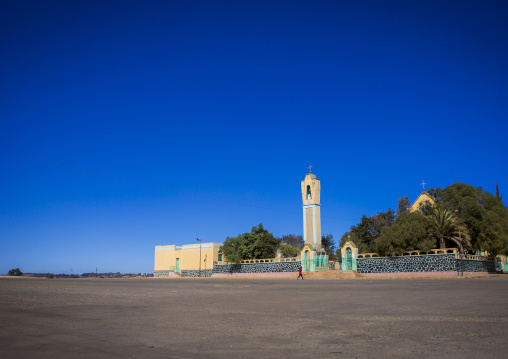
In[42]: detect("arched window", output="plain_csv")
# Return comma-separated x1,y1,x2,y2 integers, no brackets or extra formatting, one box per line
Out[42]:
306,185,312,200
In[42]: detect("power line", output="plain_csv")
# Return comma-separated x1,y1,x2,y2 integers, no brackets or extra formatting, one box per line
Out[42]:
0,148,356,221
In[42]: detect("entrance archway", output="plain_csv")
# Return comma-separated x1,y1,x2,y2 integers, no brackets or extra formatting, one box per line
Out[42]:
341,240,357,271
304,250,310,272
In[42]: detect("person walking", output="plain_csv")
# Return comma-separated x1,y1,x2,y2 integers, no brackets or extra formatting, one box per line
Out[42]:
297,266,304,280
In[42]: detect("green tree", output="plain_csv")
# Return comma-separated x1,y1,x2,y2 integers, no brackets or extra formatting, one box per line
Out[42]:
417,200,434,216
427,186,444,202
342,183,508,256
279,234,303,249
428,208,471,251
335,248,342,263
220,235,244,263
376,211,434,255
478,208,508,258
349,215,373,252
371,210,395,237
346,210,395,253
397,196,410,215
8,268,23,276
278,234,303,258
220,224,280,262
279,243,299,258
439,183,487,247
437,183,508,253
321,234,337,260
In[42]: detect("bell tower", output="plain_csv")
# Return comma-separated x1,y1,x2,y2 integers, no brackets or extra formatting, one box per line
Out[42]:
301,166,321,249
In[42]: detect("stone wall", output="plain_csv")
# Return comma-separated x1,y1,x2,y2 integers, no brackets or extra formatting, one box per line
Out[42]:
153,270,171,277
213,261,301,274
357,253,495,274
456,258,495,272
181,269,213,277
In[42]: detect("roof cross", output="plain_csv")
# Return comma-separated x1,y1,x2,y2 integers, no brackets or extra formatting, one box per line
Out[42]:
308,165,313,173
421,180,427,191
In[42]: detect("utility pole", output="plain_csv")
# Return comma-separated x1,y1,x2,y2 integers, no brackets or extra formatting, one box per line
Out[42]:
459,225,463,277
455,210,464,277
196,238,202,277
96,267,98,278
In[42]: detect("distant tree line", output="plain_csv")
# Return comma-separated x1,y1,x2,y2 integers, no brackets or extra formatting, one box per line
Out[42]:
339,183,508,258
7,271,153,278
8,268,23,276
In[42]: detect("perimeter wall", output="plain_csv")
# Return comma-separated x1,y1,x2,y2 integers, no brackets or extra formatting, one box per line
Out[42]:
356,253,495,274
213,261,301,275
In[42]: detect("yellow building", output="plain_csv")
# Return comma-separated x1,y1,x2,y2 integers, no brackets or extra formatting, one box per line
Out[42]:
154,242,222,277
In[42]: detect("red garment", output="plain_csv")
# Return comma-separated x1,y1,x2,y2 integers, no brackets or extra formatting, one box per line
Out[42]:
299,267,302,274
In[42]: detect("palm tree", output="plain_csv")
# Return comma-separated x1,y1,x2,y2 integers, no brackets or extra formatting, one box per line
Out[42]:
429,208,471,253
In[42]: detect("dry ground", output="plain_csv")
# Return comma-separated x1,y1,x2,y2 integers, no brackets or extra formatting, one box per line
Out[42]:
1,276,507,358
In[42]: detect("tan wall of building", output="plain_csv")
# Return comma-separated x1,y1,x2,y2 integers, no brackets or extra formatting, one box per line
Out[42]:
179,243,221,271
154,245,180,271
154,243,221,272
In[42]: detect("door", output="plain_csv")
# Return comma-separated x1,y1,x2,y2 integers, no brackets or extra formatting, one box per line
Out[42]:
346,248,352,271
176,258,180,273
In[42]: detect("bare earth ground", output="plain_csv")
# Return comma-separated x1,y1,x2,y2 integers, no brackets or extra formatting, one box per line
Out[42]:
1,276,507,359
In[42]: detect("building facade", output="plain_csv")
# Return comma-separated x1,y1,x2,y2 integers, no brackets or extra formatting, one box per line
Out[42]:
154,242,222,277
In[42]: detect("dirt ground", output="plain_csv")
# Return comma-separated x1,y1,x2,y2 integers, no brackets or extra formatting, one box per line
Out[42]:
1,276,507,359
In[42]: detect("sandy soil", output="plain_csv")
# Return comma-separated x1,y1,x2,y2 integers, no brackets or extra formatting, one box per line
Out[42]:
1,276,507,358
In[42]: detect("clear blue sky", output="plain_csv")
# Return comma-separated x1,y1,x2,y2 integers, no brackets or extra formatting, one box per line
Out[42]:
1,1,507,274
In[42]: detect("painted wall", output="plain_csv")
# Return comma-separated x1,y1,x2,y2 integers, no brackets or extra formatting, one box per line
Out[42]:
154,245,179,271
154,242,221,276
179,243,221,271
